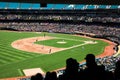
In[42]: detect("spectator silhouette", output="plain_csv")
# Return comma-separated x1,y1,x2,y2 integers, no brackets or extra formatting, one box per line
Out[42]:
61,58,79,80
31,75,36,80
50,71,58,80
114,60,120,80
44,71,51,80
44,71,58,80
31,73,43,80
83,54,108,80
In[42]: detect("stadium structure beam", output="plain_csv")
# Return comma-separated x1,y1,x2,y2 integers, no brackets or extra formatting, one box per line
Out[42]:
0,0,120,5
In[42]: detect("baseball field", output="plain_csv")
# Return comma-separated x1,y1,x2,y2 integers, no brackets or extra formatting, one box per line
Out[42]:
0,31,114,78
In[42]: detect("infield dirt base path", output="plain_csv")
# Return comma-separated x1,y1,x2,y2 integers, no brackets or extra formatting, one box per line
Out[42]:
11,36,97,54
11,35,116,67
11,35,116,57
11,36,65,54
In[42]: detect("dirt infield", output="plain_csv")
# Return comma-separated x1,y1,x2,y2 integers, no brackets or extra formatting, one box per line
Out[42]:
11,35,116,63
11,36,97,54
11,36,65,54
11,36,116,56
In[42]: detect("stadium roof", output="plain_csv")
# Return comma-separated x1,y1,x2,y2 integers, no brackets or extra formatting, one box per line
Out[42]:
0,0,120,5
0,2,119,10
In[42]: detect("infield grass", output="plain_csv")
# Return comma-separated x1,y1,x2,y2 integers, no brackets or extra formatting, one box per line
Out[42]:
35,39,84,48
0,31,108,78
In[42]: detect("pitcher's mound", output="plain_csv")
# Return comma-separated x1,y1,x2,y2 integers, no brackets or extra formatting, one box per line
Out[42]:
57,41,67,44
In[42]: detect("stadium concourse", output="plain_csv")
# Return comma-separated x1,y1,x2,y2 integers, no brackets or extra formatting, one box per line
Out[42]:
0,1,120,80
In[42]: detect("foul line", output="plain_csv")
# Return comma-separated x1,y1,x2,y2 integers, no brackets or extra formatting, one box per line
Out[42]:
54,37,97,50
66,41,97,50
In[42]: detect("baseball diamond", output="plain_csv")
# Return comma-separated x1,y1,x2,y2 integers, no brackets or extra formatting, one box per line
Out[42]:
0,4,120,79
0,31,116,78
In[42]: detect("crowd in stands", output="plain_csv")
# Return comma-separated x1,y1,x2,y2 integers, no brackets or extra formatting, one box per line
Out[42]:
0,14,120,23
79,56,120,72
97,56,120,72
0,22,120,44
18,54,120,80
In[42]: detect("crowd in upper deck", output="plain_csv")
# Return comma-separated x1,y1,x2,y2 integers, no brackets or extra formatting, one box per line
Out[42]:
0,14,120,23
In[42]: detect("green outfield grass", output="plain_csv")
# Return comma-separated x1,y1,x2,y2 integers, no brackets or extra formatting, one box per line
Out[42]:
0,31,108,78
